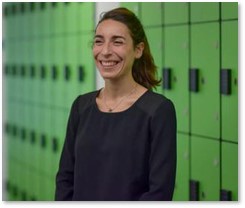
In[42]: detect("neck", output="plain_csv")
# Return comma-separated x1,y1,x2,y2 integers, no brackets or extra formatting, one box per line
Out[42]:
103,76,137,99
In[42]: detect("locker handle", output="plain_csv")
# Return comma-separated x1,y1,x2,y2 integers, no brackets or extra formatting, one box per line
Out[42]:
52,65,58,80
189,180,200,201
52,137,58,153
21,65,25,77
189,68,199,92
162,67,171,90
12,65,17,76
5,123,10,134
79,65,85,82
220,69,232,95
64,65,71,81
41,134,46,148
21,128,26,141
41,65,46,79
30,65,35,78
4,65,9,75
30,2,35,11
220,189,232,201
11,4,16,15
12,125,17,137
20,3,25,13
30,131,36,145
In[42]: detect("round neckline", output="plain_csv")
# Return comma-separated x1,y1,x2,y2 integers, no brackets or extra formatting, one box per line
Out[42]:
94,89,150,115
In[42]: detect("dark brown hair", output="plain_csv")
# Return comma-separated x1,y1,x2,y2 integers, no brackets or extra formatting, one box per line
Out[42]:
96,7,161,90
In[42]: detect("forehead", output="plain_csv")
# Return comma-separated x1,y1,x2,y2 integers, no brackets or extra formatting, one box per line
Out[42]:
95,19,131,38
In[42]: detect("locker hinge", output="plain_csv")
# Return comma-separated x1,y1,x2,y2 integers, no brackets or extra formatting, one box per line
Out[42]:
189,180,200,201
189,68,199,92
162,67,171,90
220,69,232,95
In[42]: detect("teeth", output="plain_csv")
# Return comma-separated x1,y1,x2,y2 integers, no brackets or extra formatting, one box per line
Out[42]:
101,61,118,67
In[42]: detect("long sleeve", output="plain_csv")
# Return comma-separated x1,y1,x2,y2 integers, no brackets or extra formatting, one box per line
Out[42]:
55,97,80,201
139,99,177,201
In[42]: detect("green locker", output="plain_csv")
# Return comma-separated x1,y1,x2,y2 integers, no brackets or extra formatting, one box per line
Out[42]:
144,27,163,94
173,133,189,201
51,2,65,35
40,37,52,106
163,25,189,133
52,36,65,108
190,136,220,201
30,39,42,104
64,35,79,109
120,2,140,17
221,21,238,143
141,2,162,26
27,167,40,200
163,2,189,24
190,2,219,22
78,33,96,95
221,142,238,201
190,22,220,139
78,2,94,32
39,2,52,36
221,2,238,20
14,3,23,39
22,3,31,39
30,3,39,37
64,2,78,34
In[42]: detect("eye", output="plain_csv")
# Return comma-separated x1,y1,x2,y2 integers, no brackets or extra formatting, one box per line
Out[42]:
113,39,124,46
94,39,103,46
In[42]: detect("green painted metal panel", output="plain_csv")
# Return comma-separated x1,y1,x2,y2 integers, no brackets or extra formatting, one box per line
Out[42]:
78,33,96,95
163,25,189,133
163,2,189,24
144,27,163,94
120,2,140,17
64,2,78,34
221,2,238,20
78,3,94,32
141,2,162,26
173,133,189,201
191,2,219,22
191,23,220,139
191,136,220,201
221,21,238,143
51,2,65,35
221,142,238,201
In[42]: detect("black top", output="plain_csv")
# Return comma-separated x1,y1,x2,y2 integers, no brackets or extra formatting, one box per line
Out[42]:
55,90,177,201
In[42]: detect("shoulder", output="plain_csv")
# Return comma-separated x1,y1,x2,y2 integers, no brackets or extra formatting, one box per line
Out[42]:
137,90,175,117
71,91,98,114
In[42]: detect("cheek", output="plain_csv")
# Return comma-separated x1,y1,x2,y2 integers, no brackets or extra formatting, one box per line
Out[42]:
92,46,100,58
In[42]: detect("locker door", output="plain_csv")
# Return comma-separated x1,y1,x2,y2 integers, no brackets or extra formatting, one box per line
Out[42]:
221,142,238,201
190,2,219,22
144,27,163,93
141,2,162,27
221,21,238,143
52,36,65,108
40,37,51,106
51,2,65,36
120,2,140,17
221,2,238,20
64,35,79,109
190,22,220,139
163,25,189,133
78,33,95,94
173,133,189,201
163,2,189,24
39,2,51,37
190,136,220,201
78,2,94,33
64,2,78,34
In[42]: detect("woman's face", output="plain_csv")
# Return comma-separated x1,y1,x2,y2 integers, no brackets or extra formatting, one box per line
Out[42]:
93,19,143,80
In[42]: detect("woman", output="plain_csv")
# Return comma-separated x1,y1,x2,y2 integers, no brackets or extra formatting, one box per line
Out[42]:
55,7,176,201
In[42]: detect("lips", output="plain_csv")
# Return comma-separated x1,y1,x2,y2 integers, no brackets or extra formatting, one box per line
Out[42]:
100,61,119,67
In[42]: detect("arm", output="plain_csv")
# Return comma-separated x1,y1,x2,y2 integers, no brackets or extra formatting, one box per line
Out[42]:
139,99,177,201
55,97,80,201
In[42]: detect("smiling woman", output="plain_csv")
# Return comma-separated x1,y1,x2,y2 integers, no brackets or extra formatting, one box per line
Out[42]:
55,7,177,201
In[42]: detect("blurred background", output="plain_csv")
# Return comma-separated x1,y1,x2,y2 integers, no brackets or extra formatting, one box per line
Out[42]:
2,2,238,201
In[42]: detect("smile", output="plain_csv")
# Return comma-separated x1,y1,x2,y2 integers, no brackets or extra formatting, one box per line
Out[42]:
100,61,119,67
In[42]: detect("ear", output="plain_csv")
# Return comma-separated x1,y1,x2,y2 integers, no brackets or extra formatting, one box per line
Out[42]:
134,42,144,59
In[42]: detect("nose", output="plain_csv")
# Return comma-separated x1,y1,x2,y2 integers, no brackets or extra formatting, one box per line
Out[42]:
101,42,112,56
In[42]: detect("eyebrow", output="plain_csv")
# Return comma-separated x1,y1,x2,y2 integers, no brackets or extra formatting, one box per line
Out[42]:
94,35,126,40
